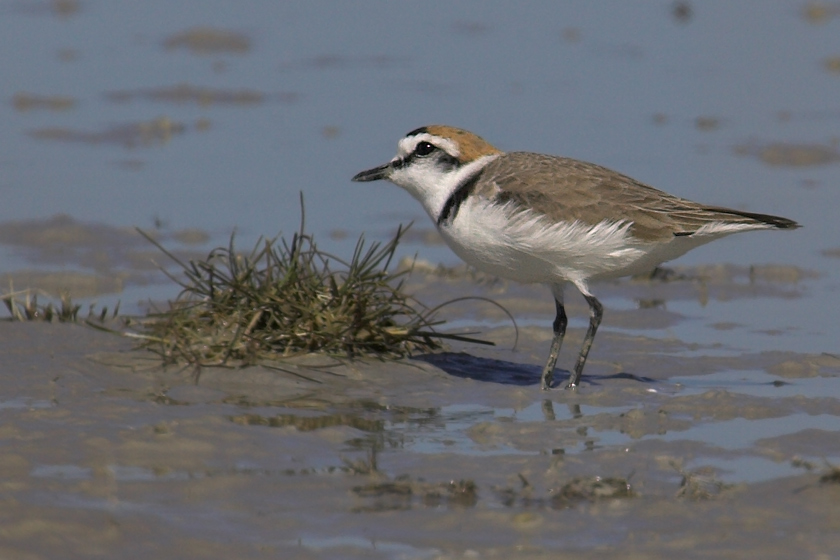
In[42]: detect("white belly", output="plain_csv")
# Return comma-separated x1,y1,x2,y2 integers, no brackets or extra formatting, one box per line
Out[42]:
436,197,716,287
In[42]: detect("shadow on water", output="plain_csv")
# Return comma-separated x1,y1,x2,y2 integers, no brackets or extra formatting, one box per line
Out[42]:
583,372,660,385
414,352,539,386
414,352,659,387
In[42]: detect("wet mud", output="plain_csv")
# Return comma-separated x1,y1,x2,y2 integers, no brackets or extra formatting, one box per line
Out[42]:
1,262,839,559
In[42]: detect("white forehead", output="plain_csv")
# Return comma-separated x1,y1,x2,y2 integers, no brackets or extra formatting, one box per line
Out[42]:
396,133,460,159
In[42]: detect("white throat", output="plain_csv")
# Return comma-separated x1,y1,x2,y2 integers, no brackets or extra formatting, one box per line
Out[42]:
389,153,501,224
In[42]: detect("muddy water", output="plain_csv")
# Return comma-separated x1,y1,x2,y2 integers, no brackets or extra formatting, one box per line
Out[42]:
2,265,839,559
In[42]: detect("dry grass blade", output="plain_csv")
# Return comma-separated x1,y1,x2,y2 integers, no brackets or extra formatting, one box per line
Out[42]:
136,201,489,369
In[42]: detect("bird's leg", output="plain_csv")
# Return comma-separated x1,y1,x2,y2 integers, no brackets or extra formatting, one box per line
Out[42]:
540,298,567,390
566,294,603,390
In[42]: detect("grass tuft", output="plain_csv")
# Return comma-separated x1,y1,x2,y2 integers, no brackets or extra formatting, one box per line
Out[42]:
2,285,121,324
2,288,83,323
134,200,486,369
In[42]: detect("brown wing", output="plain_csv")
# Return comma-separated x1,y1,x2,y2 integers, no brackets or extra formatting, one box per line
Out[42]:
479,152,796,242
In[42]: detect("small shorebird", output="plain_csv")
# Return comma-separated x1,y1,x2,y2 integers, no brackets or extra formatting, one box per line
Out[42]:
352,125,799,390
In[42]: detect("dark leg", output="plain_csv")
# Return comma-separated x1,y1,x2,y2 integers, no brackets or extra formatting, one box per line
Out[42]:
540,298,567,390
566,294,603,389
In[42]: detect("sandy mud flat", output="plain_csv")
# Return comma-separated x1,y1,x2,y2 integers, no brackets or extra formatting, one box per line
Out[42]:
1,264,839,559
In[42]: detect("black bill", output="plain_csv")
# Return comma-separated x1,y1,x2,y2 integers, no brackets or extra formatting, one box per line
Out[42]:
351,163,390,182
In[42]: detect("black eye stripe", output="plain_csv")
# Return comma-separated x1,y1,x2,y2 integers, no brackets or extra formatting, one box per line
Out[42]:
436,152,460,172
393,140,461,172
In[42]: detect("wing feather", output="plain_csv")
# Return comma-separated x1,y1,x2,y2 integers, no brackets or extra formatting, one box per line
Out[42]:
478,153,797,242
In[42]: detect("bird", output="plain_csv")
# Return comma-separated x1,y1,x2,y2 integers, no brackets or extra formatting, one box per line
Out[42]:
352,125,800,390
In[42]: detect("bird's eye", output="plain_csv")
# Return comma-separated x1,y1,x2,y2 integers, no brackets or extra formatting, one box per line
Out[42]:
414,141,436,157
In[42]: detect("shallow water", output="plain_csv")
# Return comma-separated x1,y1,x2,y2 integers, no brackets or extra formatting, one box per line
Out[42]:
1,2,840,558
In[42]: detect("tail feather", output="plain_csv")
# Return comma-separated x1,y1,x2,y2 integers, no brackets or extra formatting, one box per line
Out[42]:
703,206,800,230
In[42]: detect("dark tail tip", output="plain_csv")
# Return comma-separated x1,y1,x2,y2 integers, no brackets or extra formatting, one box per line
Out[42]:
767,216,800,229
706,207,801,230
748,212,800,230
